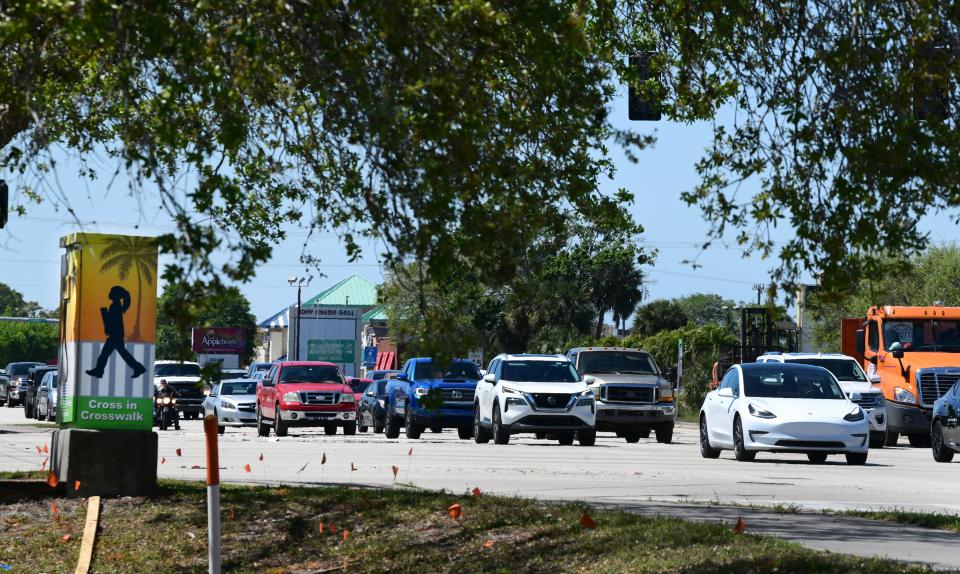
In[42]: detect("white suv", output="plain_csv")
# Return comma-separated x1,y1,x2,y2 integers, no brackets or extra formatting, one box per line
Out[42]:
757,353,888,448
473,354,596,446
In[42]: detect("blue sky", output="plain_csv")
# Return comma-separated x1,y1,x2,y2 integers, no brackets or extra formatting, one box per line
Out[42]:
0,90,955,323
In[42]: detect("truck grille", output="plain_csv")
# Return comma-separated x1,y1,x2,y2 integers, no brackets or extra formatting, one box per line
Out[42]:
441,388,474,403
528,393,574,410
918,371,960,407
849,392,883,409
299,392,338,405
604,386,656,403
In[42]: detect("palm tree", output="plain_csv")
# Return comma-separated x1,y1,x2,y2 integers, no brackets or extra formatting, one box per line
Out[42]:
98,236,157,340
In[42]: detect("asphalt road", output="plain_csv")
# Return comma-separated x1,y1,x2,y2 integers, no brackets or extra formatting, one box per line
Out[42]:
1,408,959,570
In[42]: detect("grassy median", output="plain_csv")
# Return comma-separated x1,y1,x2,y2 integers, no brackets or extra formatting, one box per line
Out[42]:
0,479,942,574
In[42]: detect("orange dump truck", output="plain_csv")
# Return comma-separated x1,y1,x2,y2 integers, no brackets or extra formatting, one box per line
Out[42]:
841,305,960,447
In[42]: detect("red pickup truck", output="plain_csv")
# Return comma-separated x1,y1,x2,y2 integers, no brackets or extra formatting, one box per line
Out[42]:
256,361,357,437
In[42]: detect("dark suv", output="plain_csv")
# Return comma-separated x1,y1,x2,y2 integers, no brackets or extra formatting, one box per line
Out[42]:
2,362,44,407
24,366,57,419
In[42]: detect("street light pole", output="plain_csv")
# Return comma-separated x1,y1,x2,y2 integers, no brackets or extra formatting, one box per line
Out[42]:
288,276,312,361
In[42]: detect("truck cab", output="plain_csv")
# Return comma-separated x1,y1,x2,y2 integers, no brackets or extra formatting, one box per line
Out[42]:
566,347,677,443
842,305,960,447
383,357,481,440
154,360,204,420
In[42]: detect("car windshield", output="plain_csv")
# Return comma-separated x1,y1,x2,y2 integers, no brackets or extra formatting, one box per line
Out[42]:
882,319,960,352
371,371,395,380
349,380,371,393
220,382,256,395
502,360,580,383
155,363,202,377
786,359,867,382
10,363,41,377
252,363,272,372
279,365,344,385
413,361,481,381
578,352,658,375
743,367,846,399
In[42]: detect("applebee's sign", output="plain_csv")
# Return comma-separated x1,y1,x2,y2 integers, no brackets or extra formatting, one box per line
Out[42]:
192,327,246,353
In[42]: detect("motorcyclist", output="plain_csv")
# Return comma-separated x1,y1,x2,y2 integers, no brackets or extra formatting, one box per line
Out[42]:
155,380,180,430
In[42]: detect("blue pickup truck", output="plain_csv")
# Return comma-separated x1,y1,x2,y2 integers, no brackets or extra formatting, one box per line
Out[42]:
384,357,481,440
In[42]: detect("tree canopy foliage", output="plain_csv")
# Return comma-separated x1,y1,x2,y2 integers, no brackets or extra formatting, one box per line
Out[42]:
810,245,960,350
0,283,51,318
0,321,58,366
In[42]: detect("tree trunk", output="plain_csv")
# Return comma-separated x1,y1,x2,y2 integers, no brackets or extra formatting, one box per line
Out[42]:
594,309,604,339
132,266,143,340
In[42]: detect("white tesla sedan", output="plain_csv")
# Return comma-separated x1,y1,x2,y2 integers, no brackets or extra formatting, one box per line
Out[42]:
699,362,870,465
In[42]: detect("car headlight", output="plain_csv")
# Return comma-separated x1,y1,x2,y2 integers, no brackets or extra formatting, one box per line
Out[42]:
844,406,865,422
501,387,523,395
282,392,300,403
340,393,355,403
576,389,594,407
203,388,211,396
894,387,916,404
414,387,430,397
504,396,527,411
161,397,172,405
220,401,236,411
748,403,776,419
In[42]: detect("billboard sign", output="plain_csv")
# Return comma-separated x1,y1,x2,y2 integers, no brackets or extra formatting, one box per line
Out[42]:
289,305,360,376
192,327,245,354
58,233,158,431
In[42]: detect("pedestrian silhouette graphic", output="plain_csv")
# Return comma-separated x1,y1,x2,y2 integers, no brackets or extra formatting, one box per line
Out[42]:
85,285,146,378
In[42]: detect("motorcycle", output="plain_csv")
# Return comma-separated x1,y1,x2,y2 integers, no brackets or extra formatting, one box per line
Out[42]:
154,395,181,431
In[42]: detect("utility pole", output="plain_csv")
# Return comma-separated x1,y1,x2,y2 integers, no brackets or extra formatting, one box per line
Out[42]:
753,283,764,306
288,275,312,361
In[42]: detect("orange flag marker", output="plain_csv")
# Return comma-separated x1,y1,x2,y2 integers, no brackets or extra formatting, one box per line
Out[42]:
482,540,495,549
391,465,399,479
50,502,59,515
297,462,309,473
175,448,182,457
447,503,463,520
74,480,81,492
244,464,252,473
580,511,597,529
60,534,72,543
161,457,166,464
472,487,482,497
318,522,324,533
321,452,327,465
46,472,59,488
39,457,48,471
408,447,413,456
259,453,264,462
732,516,747,534
343,529,349,541
35,445,42,454
43,444,48,454
351,463,357,471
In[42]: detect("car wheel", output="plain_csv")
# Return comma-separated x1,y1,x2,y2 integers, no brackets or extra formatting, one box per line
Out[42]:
46,404,55,422
558,432,575,446
474,405,491,444
405,408,423,439
343,421,357,435
274,410,288,437
325,425,338,435
654,422,674,444
492,404,510,445
699,415,721,459
577,428,596,446
869,431,885,449
623,431,641,443
217,425,225,435
884,430,899,447
374,418,385,434
807,452,828,464
932,421,955,463
733,416,756,462
384,407,400,439
845,452,868,465
256,407,271,437
357,410,368,433
431,425,443,434
908,433,931,448
457,426,473,440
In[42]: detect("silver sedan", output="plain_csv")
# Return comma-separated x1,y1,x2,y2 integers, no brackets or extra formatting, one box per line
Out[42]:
202,379,258,434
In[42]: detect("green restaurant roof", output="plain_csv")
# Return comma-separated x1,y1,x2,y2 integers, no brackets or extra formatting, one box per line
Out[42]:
362,305,388,322
303,274,378,308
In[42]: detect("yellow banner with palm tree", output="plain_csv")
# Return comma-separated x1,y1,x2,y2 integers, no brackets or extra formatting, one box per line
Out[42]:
59,233,158,430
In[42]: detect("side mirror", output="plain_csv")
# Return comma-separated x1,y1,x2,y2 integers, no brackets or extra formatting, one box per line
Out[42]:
855,329,865,355
483,373,496,383
396,373,409,381
717,387,734,398
869,374,881,385
889,341,904,359
583,375,596,385
366,389,376,397
209,392,217,398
